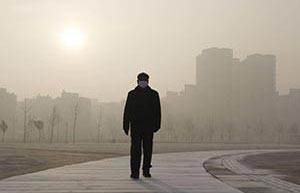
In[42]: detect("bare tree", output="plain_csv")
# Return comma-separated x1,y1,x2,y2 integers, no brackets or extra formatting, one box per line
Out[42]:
165,114,176,141
289,122,299,143
72,102,79,143
56,114,62,142
184,118,194,142
226,120,234,142
255,118,264,143
0,120,8,142
33,120,44,142
245,123,251,143
23,99,33,143
27,118,35,141
272,121,284,144
65,122,69,143
207,116,215,142
97,107,102,143
10,115,17,142
49,106,59,143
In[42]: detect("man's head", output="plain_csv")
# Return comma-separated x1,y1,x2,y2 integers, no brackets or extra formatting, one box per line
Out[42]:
137,72,149,88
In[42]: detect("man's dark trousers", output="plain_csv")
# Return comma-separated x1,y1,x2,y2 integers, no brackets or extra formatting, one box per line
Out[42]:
130,129,153,175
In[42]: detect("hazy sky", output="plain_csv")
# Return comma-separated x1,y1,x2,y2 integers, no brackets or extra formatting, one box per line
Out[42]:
0,0,300,102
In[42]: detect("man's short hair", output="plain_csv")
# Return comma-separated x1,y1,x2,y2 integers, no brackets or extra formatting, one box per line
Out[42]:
137,72,149,80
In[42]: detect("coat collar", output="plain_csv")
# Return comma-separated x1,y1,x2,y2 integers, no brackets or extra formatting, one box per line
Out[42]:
135,85,151,91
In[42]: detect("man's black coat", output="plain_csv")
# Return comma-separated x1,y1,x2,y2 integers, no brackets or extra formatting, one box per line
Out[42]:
123,85,161,134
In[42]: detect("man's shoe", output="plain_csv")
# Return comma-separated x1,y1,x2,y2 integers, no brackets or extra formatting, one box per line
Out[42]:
143,171,152,178
130,173,139,180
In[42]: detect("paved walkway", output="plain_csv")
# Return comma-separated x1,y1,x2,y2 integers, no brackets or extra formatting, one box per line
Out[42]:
0,150,248,193
221,150,300,193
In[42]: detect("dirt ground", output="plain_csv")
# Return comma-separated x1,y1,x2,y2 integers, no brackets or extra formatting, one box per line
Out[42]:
241,151,300,185
0,147,124,180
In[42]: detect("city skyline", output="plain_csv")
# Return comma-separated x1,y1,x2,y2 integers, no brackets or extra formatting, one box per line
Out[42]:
2,46,300,144
1,0,300,102
0,46,294,103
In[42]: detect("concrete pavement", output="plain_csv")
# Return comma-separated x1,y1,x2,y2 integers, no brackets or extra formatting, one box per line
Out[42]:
0,150,248,193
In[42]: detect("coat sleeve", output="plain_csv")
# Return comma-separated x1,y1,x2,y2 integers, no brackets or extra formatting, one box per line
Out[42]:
153,91,161,132
123,92,131,133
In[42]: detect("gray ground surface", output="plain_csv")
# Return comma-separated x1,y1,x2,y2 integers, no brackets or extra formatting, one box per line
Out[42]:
1,142,300,187
241,151,300,185
204,150,300,193
0,150,248,193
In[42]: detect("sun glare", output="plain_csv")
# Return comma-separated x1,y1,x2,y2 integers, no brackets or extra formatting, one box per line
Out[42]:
60,27,85,48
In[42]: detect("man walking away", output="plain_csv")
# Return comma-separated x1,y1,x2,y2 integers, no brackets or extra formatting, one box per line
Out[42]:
123,72,161,179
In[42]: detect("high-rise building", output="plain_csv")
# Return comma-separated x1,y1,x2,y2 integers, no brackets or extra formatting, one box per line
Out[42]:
196,47,234,98
238,54,276,98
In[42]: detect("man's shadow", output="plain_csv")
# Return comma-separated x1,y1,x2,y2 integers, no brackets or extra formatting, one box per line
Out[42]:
134,178,187,193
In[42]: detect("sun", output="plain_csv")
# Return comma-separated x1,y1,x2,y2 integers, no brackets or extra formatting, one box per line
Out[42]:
60,27,85,48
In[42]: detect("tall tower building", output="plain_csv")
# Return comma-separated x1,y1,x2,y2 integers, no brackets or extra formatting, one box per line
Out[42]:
196,47,234,98
195,47,235,120
239,54,276,98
